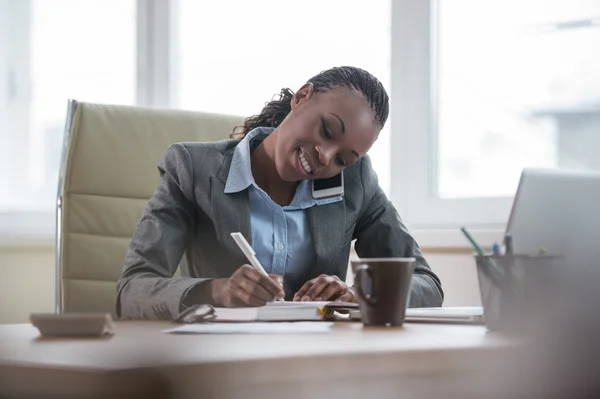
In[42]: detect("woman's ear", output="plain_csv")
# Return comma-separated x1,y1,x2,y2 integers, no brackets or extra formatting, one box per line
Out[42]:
290,83,314,111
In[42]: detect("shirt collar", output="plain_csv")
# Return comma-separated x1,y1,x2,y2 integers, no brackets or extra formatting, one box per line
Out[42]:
224,127,272,194
224,126,343,207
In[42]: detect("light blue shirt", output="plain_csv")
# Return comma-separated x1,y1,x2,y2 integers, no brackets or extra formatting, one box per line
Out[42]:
224,127,342,278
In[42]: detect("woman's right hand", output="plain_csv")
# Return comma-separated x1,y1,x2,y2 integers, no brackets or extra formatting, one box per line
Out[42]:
211,265,285,307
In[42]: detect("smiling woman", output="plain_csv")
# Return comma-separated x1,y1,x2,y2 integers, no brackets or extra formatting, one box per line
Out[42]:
116,66,444,320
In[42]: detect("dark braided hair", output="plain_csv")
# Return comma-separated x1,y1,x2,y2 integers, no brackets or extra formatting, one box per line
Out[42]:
231,66,389,138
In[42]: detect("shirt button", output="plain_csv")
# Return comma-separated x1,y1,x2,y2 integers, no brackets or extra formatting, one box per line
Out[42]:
277,243,284,250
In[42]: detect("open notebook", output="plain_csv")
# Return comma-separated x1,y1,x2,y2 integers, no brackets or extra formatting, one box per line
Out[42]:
214,301,359,322
178,301,359,323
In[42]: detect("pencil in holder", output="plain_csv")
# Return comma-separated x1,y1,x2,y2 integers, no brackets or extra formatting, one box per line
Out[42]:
475,253,563,331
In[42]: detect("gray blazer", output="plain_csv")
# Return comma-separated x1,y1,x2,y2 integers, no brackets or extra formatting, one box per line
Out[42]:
117,139,443,320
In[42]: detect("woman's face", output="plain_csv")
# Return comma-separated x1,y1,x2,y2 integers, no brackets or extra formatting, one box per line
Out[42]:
274,84,380,182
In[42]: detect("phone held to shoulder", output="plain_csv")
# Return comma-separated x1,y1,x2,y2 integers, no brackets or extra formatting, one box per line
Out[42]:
312,171,344,199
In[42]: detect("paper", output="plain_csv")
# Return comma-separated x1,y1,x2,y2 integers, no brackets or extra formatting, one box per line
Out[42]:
164,322,333,334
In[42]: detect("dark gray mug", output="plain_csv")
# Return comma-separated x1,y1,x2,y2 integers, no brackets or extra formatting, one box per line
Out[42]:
351,258,415,327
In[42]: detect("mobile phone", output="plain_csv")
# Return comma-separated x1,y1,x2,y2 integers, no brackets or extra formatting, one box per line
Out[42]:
312,172,344,199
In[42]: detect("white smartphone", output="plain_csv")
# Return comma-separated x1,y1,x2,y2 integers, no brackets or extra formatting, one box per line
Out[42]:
312,172,344,199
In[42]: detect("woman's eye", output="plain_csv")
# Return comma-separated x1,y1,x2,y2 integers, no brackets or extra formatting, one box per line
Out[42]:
336,156,347,167
321,120,333,140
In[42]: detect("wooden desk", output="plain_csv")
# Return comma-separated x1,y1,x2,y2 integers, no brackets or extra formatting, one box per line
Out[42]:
0,321,517,399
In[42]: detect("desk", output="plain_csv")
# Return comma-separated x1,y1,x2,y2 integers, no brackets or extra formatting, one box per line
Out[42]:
0,321,517,399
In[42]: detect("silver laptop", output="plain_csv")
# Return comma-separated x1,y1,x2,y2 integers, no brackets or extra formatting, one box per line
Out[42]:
348,307,485,324
506,168,600,265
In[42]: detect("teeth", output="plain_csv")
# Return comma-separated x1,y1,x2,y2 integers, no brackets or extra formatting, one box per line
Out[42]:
299,152,312,173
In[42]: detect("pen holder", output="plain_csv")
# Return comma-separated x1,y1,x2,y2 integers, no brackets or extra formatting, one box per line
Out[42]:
475,253,563,332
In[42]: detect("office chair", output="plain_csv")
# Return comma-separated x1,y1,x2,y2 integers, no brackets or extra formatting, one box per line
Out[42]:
55,100,243,316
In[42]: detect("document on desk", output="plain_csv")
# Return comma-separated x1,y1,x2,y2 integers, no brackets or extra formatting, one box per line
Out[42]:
164,322,334,334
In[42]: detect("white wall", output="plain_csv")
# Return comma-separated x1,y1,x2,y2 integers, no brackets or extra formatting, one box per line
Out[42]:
0,245,55,323
426,253,482,307
0,246,481,324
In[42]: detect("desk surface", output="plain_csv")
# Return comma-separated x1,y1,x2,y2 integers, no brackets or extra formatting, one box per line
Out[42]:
0,321,517,399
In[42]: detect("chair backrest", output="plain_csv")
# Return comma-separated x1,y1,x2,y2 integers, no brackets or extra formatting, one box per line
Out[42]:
56,100,245,316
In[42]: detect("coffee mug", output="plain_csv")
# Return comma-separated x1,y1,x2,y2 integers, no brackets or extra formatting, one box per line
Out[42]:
351,258,415,326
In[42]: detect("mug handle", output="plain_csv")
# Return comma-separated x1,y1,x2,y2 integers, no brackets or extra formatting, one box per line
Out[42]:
355,265,378,306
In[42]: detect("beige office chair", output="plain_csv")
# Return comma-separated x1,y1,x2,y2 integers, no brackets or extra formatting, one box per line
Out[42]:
55,100,244,316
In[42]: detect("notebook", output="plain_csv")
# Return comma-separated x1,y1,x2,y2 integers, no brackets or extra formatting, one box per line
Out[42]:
179,301,359,323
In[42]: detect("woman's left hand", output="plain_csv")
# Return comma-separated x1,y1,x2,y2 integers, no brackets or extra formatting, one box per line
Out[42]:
293,274,356,302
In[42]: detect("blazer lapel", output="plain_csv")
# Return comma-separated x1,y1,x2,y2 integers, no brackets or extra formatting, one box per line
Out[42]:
211,152,251,253
307,199,346,276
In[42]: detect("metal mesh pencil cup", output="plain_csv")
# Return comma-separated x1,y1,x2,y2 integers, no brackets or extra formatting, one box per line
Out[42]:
475,254,563,331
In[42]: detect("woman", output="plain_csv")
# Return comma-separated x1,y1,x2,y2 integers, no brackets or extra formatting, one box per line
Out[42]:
117,66,443,320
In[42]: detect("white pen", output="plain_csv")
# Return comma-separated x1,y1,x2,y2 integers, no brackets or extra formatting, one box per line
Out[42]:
230,232,284,301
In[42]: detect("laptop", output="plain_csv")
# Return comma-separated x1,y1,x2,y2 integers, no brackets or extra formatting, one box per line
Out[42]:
348,307,485,324
506,168,600,264
404,307,484,324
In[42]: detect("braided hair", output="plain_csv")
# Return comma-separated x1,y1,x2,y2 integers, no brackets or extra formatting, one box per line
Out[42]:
231,66,389,138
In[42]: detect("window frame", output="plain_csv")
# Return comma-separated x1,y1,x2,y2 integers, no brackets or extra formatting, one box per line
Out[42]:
0,0,171,244
390,0,509,247
0,0,53,243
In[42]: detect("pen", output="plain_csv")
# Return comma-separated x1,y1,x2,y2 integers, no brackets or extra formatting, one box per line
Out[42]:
460,227,486,256
502,233,521,295
460,227,504,281
230,232,284,301
492,242,501,256
503,233,514,255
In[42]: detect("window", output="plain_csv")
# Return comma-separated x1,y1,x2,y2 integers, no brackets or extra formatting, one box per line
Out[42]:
2,0,392,241
438,0,600,198
0,0,136,237
393,0,600,235
11,0,591,245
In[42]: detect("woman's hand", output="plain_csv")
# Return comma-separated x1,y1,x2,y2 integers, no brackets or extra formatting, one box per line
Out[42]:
293,274,356,302
211,265,284,307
